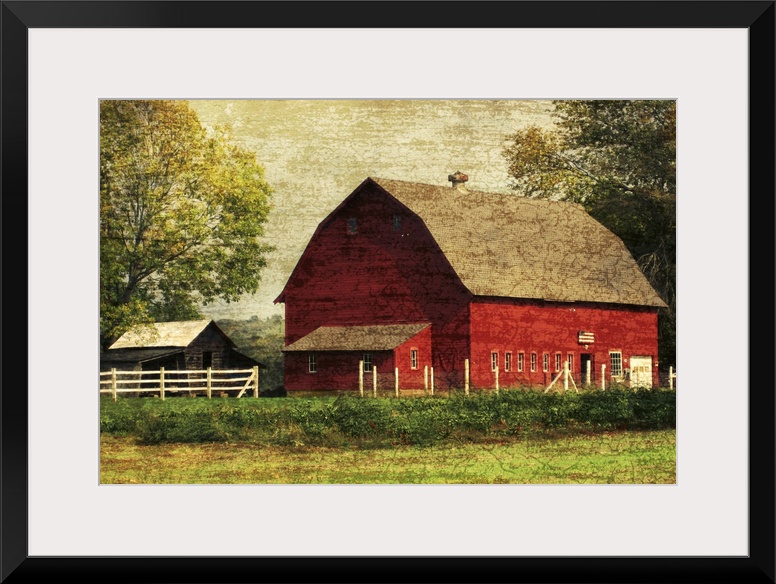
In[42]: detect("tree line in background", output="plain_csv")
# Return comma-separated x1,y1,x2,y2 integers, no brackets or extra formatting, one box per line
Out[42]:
502,100,676,365
217,315,285,392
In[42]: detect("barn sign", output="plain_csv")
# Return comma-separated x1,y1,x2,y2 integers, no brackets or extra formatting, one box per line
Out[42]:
578,331,595,344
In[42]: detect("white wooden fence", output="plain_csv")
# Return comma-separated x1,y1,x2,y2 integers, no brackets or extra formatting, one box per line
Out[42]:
357,361,442,397
99,366,260,400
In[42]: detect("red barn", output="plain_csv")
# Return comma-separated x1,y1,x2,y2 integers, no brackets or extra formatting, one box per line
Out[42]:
275,174,667,393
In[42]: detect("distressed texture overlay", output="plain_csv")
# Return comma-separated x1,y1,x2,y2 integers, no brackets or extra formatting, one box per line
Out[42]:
277,176,666,392
100,99,676,484
188,100,559,322
188,99,673,391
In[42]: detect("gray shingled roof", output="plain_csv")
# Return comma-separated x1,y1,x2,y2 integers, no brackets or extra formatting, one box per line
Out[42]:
109,320,233,349
369,178,667,308
283,323,430,352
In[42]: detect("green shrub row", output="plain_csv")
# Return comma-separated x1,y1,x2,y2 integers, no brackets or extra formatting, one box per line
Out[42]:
100,388,675,447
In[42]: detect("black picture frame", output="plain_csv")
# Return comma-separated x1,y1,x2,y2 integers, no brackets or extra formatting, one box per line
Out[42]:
2,2,773,583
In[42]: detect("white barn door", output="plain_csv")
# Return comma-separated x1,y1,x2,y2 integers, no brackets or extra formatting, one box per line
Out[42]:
629,356,653,388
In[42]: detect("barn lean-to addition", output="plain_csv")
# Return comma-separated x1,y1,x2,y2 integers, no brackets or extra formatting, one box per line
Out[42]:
275,174,668,393
100,319,264,373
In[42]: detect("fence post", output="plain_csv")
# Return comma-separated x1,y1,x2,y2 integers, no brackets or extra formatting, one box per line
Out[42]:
495,365,499,394
430,367,435,396
206,367,212,399
601,364,606,391
394,367,399,398
424,365,428,393
464,358,470,396
359,361,364,397
563,361,569,393
569,365,579,393
160,367,165,401
111,368,117,402
669,366,675,390
544,369,563,393
373,365,377,398
585,361,591,387
253,365,259,398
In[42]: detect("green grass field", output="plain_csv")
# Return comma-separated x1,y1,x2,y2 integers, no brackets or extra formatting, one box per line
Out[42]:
100,429,676,484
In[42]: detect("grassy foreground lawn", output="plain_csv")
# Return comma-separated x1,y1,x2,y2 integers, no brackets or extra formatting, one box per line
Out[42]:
100,429,675,484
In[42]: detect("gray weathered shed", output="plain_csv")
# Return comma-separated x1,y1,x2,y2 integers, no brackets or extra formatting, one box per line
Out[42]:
100,319,264,372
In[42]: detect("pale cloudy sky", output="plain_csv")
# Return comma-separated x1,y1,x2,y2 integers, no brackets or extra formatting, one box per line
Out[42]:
188,99,556,321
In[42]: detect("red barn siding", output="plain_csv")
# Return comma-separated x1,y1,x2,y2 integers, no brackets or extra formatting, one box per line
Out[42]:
469,298,659,389
280,181,663,393
285,351,393,392
285,324,433,392
282,185,470,390
392,325,433,390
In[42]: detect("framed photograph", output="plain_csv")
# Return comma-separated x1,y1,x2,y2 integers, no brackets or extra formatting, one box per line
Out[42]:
5,1,773,582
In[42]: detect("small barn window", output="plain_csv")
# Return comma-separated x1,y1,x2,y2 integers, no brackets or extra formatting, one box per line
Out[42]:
202,351,212,369
567,353,574,372
363,354,372,372
491,352,498,372
555,353,562,372
410,349,418,370
517,352,524,372
308,354,317,373
393,214,402,231
504,352,512,372
610,351,623,377
348,217,358,234
531,352,537,372
543,353,549,372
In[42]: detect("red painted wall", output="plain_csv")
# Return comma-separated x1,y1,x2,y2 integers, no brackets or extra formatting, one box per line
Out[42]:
280,183,660,392
469,298,659,389
393,325,433,390
284,326,433,392
281,184,471,390
284,350,394,392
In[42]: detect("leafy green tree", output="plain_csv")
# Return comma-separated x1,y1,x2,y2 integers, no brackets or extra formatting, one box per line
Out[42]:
503,100,676,365
100,100,274,349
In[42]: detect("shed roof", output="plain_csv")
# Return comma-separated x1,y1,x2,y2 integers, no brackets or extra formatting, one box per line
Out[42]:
109,319,235,349
364,178,667,307
100,348,184,364
283,323,430,352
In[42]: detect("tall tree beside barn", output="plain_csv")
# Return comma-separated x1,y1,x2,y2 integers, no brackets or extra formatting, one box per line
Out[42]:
100,100,274,349
502,100,676,365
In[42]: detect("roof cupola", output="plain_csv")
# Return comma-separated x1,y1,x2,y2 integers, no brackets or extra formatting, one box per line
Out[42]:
448,171,469,191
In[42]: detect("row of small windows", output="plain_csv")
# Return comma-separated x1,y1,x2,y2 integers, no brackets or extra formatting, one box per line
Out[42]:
308,350,624,377
347,215,403,234
491,351,549,373
490,351,624,376
308,350,419,373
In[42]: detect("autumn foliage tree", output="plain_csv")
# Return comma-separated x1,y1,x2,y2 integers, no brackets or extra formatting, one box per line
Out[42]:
100,100,274,349
503,100,676,365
